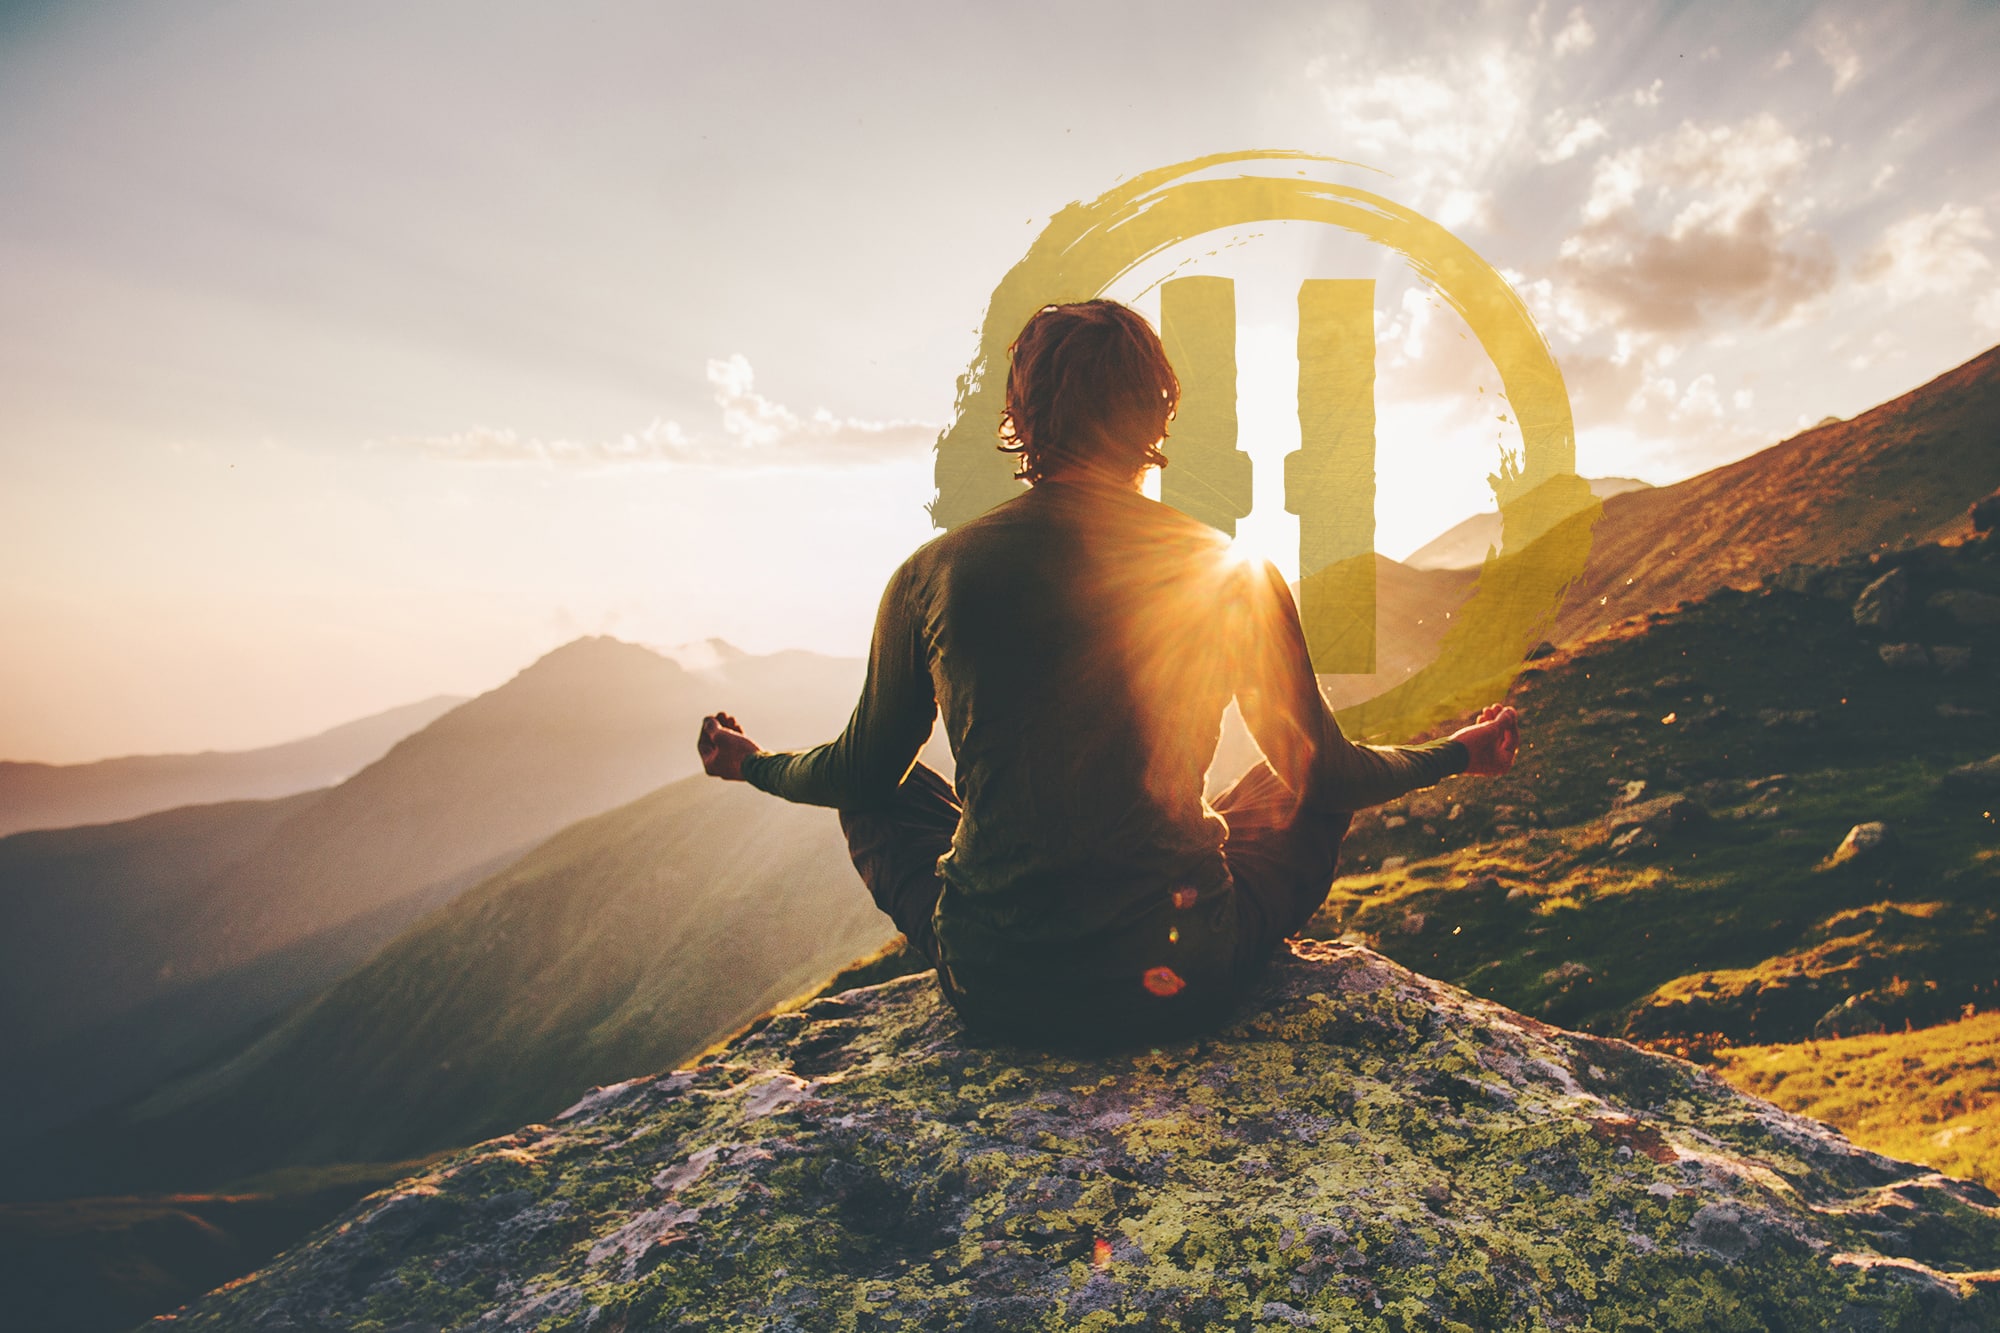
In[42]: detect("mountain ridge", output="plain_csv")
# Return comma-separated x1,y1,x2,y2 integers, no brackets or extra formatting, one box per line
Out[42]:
0,694,464,838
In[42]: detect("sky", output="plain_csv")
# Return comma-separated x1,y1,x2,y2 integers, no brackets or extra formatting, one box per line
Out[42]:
2,0,1998,762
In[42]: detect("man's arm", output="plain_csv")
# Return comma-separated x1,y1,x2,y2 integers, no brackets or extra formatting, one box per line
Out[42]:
1233,558,1468,811
736,558,938,810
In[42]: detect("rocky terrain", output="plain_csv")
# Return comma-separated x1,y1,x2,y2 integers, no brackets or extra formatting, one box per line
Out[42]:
161,941,2000,1331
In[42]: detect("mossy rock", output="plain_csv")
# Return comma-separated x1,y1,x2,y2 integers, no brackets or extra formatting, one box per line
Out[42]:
160,942,2000,1331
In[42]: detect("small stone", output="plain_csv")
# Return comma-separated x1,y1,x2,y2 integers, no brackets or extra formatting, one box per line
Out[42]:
1446,804,1463,822
1395,910,1426,935
1877,642,1929,669
1380,856,1408,872
1383,815,1407,829
1827,821,1893,866
1542,961,1592,987
1929,588,2000,628
1506,886,1531,902
1851,567,1909,631
1613,779,1647,806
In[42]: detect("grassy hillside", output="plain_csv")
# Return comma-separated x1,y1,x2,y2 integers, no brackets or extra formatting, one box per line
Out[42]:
1305,531,1997,1054
1711,1010,2000,1193
0,637,865,1145
48,774,896,1196
0,694,463,838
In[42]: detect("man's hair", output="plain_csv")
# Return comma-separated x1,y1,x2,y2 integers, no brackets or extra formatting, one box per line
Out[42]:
997,299,1179,484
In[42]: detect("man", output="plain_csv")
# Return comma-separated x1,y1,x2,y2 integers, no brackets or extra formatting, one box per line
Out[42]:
699,299,1519,1046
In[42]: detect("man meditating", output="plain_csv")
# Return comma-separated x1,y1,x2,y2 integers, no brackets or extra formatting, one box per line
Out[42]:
698,299,1519,1045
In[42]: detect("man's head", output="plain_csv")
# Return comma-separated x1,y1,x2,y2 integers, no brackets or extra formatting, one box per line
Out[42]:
997,299,1180,485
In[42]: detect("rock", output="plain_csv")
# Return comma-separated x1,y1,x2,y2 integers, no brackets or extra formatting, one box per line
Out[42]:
1382,815,1407,829
1768,563,1822,595
1613,779,1647,806
1878,642,1930,669
1929,588,2000,628
1629,795,1709,835
1931,645,1973,675
1973,487,2000,533
1814,994,1890,1040
1505,886,1531,902
1446,804,1462,822
1541,961,1592,987
1827,821,1894,867
1942,754,2000,795
1851,567,1909,632
1611,826,1656,856
156,940,2000,1331
1379,856,1408,873
1680,706,1733,734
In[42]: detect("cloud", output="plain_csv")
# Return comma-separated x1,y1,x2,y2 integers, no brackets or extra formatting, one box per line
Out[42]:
384,356,938,470
1308,44,1537,227
1551,7,1595,57
1554,114,1836,333
1540,112,1608,164
1812,23,1861,93
1857,203,1993,302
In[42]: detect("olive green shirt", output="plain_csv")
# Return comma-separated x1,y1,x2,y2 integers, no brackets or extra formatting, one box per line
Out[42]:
742,473,1467,989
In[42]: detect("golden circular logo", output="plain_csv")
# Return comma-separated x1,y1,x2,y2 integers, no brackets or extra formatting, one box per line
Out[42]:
931,149,1601,742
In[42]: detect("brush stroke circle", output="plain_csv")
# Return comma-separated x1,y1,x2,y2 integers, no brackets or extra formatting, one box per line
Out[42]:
931,150,1601,741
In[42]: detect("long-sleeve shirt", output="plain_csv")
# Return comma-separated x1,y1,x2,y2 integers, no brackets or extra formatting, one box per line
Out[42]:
742,471,1467,990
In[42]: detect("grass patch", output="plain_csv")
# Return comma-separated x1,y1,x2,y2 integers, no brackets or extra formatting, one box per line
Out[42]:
1710,1010,2000,1192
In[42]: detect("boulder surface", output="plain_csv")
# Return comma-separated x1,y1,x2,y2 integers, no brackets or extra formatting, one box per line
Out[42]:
160,942,2000,1331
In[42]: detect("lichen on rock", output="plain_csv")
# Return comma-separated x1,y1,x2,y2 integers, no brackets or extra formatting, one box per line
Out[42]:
159,941,2000,1331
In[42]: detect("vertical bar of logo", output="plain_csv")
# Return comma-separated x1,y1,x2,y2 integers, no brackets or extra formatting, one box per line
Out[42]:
1160,276,1379,675
1158,277,1252,536
1289,279,1377,675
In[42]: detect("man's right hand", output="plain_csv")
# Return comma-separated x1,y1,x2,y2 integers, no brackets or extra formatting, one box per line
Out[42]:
698,711,761,782
1450,704,1521,777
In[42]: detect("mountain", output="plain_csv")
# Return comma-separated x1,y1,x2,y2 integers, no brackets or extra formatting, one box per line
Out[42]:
156,941,2000,1330
1546,343,2000,644
55,775,896,1194
0,696,465,838
0,636,868,1143
1403,475,1653,571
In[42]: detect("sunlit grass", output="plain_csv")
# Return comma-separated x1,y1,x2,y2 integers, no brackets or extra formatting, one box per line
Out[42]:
1710,1011,2000,1192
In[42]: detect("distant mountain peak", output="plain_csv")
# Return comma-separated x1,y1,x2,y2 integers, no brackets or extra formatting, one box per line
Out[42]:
655,637,750,673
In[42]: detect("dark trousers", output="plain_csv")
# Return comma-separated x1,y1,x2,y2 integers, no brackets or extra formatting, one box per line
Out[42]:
838,761,1352,1034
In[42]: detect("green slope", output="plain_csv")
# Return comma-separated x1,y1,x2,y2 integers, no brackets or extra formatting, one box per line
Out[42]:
0,636,864,1146
66,774,896,1193
1306,532,1999,1050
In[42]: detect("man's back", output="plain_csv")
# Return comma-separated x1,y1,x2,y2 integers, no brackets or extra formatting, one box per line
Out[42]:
912,472,1258,969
